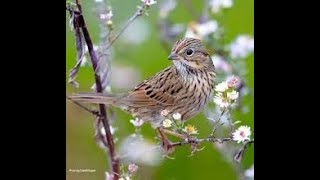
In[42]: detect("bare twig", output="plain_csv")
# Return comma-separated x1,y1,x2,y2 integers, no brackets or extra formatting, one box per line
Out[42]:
67,2,151,179
81,17,120,180
68,0,120,179
107,30,113,46
171,136,232,147
163,129,253,163
210,108,227,136
104,4,146,50
227,116,234,133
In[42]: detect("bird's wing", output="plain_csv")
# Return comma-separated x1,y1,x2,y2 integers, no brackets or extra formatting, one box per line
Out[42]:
126,66,183,107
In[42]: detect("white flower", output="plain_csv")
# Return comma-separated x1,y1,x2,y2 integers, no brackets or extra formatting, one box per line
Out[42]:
229,35,254,59
232,125,251,143
128,163,139,174
226,76,239,88
227,90,239,100
211,55,232,72
197,20,218,37
183,124,198,135
162,119,173,128
130,118,144,127
172,113,181,120
160,109,170,116
214,94,229,108
100,11,113,20
210,0,233,13
215,82,229,92
99,13,109,20
142,0,157,6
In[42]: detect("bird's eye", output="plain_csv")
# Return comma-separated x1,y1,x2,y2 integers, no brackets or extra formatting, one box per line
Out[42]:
186,49,194,56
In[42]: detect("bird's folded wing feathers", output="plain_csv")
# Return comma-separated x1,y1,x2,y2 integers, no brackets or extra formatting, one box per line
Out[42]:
126,66,181,106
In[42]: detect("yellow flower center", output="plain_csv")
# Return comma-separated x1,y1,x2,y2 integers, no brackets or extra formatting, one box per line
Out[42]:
186,125,195,133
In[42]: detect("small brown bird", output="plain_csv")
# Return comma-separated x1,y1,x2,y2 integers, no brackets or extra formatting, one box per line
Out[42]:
68,38,215,151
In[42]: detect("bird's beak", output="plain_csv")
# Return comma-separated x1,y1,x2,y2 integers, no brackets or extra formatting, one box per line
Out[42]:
168,52,179,60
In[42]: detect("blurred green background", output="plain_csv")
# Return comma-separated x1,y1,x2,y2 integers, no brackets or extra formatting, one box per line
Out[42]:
66,0,253,179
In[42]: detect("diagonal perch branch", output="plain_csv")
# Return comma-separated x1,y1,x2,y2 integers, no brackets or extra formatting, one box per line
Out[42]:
67,1,120,179
66,1,149,179
162,129,253,162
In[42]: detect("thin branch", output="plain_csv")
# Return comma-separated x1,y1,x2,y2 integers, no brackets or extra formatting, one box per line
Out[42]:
227,116,234,133
107,30,113,46
171,136,232,147
104,4,145,50
82,18,120,180
210,108,227,136
163,128,233,146
163,130,253,163
67,2,150,178
72,0,120,179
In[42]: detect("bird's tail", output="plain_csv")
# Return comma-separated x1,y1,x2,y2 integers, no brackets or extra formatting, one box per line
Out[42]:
67,92,122,106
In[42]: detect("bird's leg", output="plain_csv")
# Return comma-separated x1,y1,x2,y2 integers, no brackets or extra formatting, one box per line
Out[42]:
162,129,204,156
157,127,175,155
